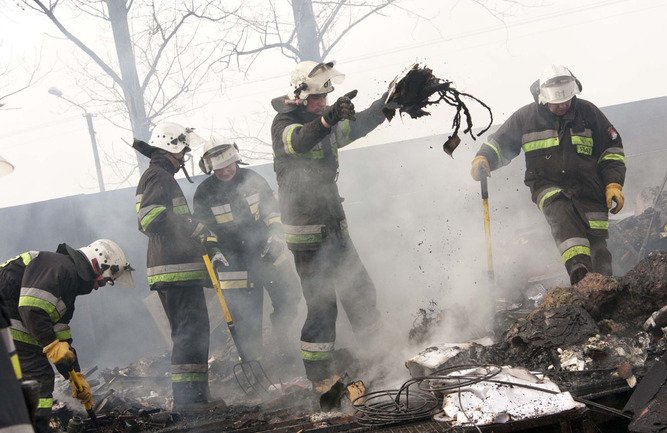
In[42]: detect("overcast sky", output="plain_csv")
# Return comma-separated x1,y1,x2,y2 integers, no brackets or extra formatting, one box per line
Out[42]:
1,0,665,208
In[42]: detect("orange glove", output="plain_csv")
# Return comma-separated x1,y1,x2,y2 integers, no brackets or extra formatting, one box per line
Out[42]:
43,340,76,366
605,183,624,214
470,156,491,181
70,372,93,407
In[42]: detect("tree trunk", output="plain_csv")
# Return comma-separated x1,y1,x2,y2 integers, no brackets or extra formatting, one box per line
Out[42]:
291,0,322,61
106,0,149,170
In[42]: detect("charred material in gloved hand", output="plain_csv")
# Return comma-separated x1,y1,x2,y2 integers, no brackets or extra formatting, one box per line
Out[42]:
383,63,493,156
323,90,358,126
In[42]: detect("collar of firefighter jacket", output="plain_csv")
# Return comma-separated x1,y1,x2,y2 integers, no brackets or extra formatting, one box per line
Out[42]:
56,243,97,284
150,150,180,175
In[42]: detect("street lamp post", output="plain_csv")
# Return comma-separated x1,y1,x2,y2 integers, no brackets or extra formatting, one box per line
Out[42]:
47,87,105,192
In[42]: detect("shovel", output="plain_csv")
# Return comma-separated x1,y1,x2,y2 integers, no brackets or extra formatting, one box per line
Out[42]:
481,176,495,283
202,254,276,395
69,369,97,424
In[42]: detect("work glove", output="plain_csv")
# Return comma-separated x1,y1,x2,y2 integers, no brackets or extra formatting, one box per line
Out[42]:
43,340,76,366
605,183,624,214
261,235,286,265
323,90,358,127
209,247,230,269
70,372,93,407
470,155,491,181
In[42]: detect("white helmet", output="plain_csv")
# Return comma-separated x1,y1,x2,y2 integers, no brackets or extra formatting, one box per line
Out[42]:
79,239,134,288
199,135,242,174
149,122,203,154
287,61,345,101
538,64,581,104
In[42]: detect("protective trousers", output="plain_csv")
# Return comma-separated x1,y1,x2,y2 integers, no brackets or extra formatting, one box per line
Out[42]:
542,195,612,284
158,286,210,405
15,343,53,433
293,231,381,381
215,249,300,362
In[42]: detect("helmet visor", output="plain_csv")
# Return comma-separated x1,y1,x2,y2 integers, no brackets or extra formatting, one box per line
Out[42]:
111,267,135,289
539,78,579,104
307,62,344,95
205,145,241,172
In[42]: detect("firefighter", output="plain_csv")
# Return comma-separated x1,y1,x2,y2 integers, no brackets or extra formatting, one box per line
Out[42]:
133,122,228,410
0,240,133,433
471,65,626,285
270,60,388,391
193,138,301,363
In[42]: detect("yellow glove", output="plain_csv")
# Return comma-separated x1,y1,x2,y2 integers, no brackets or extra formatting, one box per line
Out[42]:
43,340,76,366
70,372,93,407
605,183,624,214
470,156,491,181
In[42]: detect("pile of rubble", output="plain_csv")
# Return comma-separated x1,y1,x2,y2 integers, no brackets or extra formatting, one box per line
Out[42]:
405,251,667,431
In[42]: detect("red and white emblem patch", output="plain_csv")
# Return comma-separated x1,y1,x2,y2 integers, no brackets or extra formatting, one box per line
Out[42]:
608,126,619,141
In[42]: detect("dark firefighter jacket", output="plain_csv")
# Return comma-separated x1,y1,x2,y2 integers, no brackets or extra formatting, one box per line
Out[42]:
136,151,211,288
0,250,96,377
193,167,280,256
271,95,386,251
476,97,626,234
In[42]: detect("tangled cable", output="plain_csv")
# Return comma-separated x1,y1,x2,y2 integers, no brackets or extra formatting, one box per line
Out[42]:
353,364,631,427
382,64,494,156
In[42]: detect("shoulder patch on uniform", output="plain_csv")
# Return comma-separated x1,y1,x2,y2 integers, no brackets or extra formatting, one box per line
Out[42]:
607,126,619,141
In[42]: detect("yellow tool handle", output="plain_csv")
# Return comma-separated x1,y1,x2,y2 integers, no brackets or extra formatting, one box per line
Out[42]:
480,177,495,283
69,370,93,411
203,254,234,325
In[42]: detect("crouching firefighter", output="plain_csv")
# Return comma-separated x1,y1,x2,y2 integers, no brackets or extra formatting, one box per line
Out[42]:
471,65,626,284
270,60,389,392
0,240,134,433
134,122,228,410
193,138,301,363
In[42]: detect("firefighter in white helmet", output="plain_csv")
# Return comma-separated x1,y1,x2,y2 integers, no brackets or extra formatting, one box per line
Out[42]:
193,136,301,369
270,60,390,392
133,122,228,411
0,239,133,433
471,65,626,285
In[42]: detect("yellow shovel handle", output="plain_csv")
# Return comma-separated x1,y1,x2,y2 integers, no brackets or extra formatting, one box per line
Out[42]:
69,369,93,411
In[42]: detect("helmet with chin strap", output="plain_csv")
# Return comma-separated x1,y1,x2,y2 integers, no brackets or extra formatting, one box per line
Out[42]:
149,122,202,154
78,239,134,288
287,61,345,101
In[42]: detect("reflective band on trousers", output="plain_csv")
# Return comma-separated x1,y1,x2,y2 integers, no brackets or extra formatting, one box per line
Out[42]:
171,373,208,383
586,212,608,230
171,363,208,383
301,341,334,360
284,224,323,246
38,397,53,409
537,187,562,211
559,237,591,263
19,288,66,322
